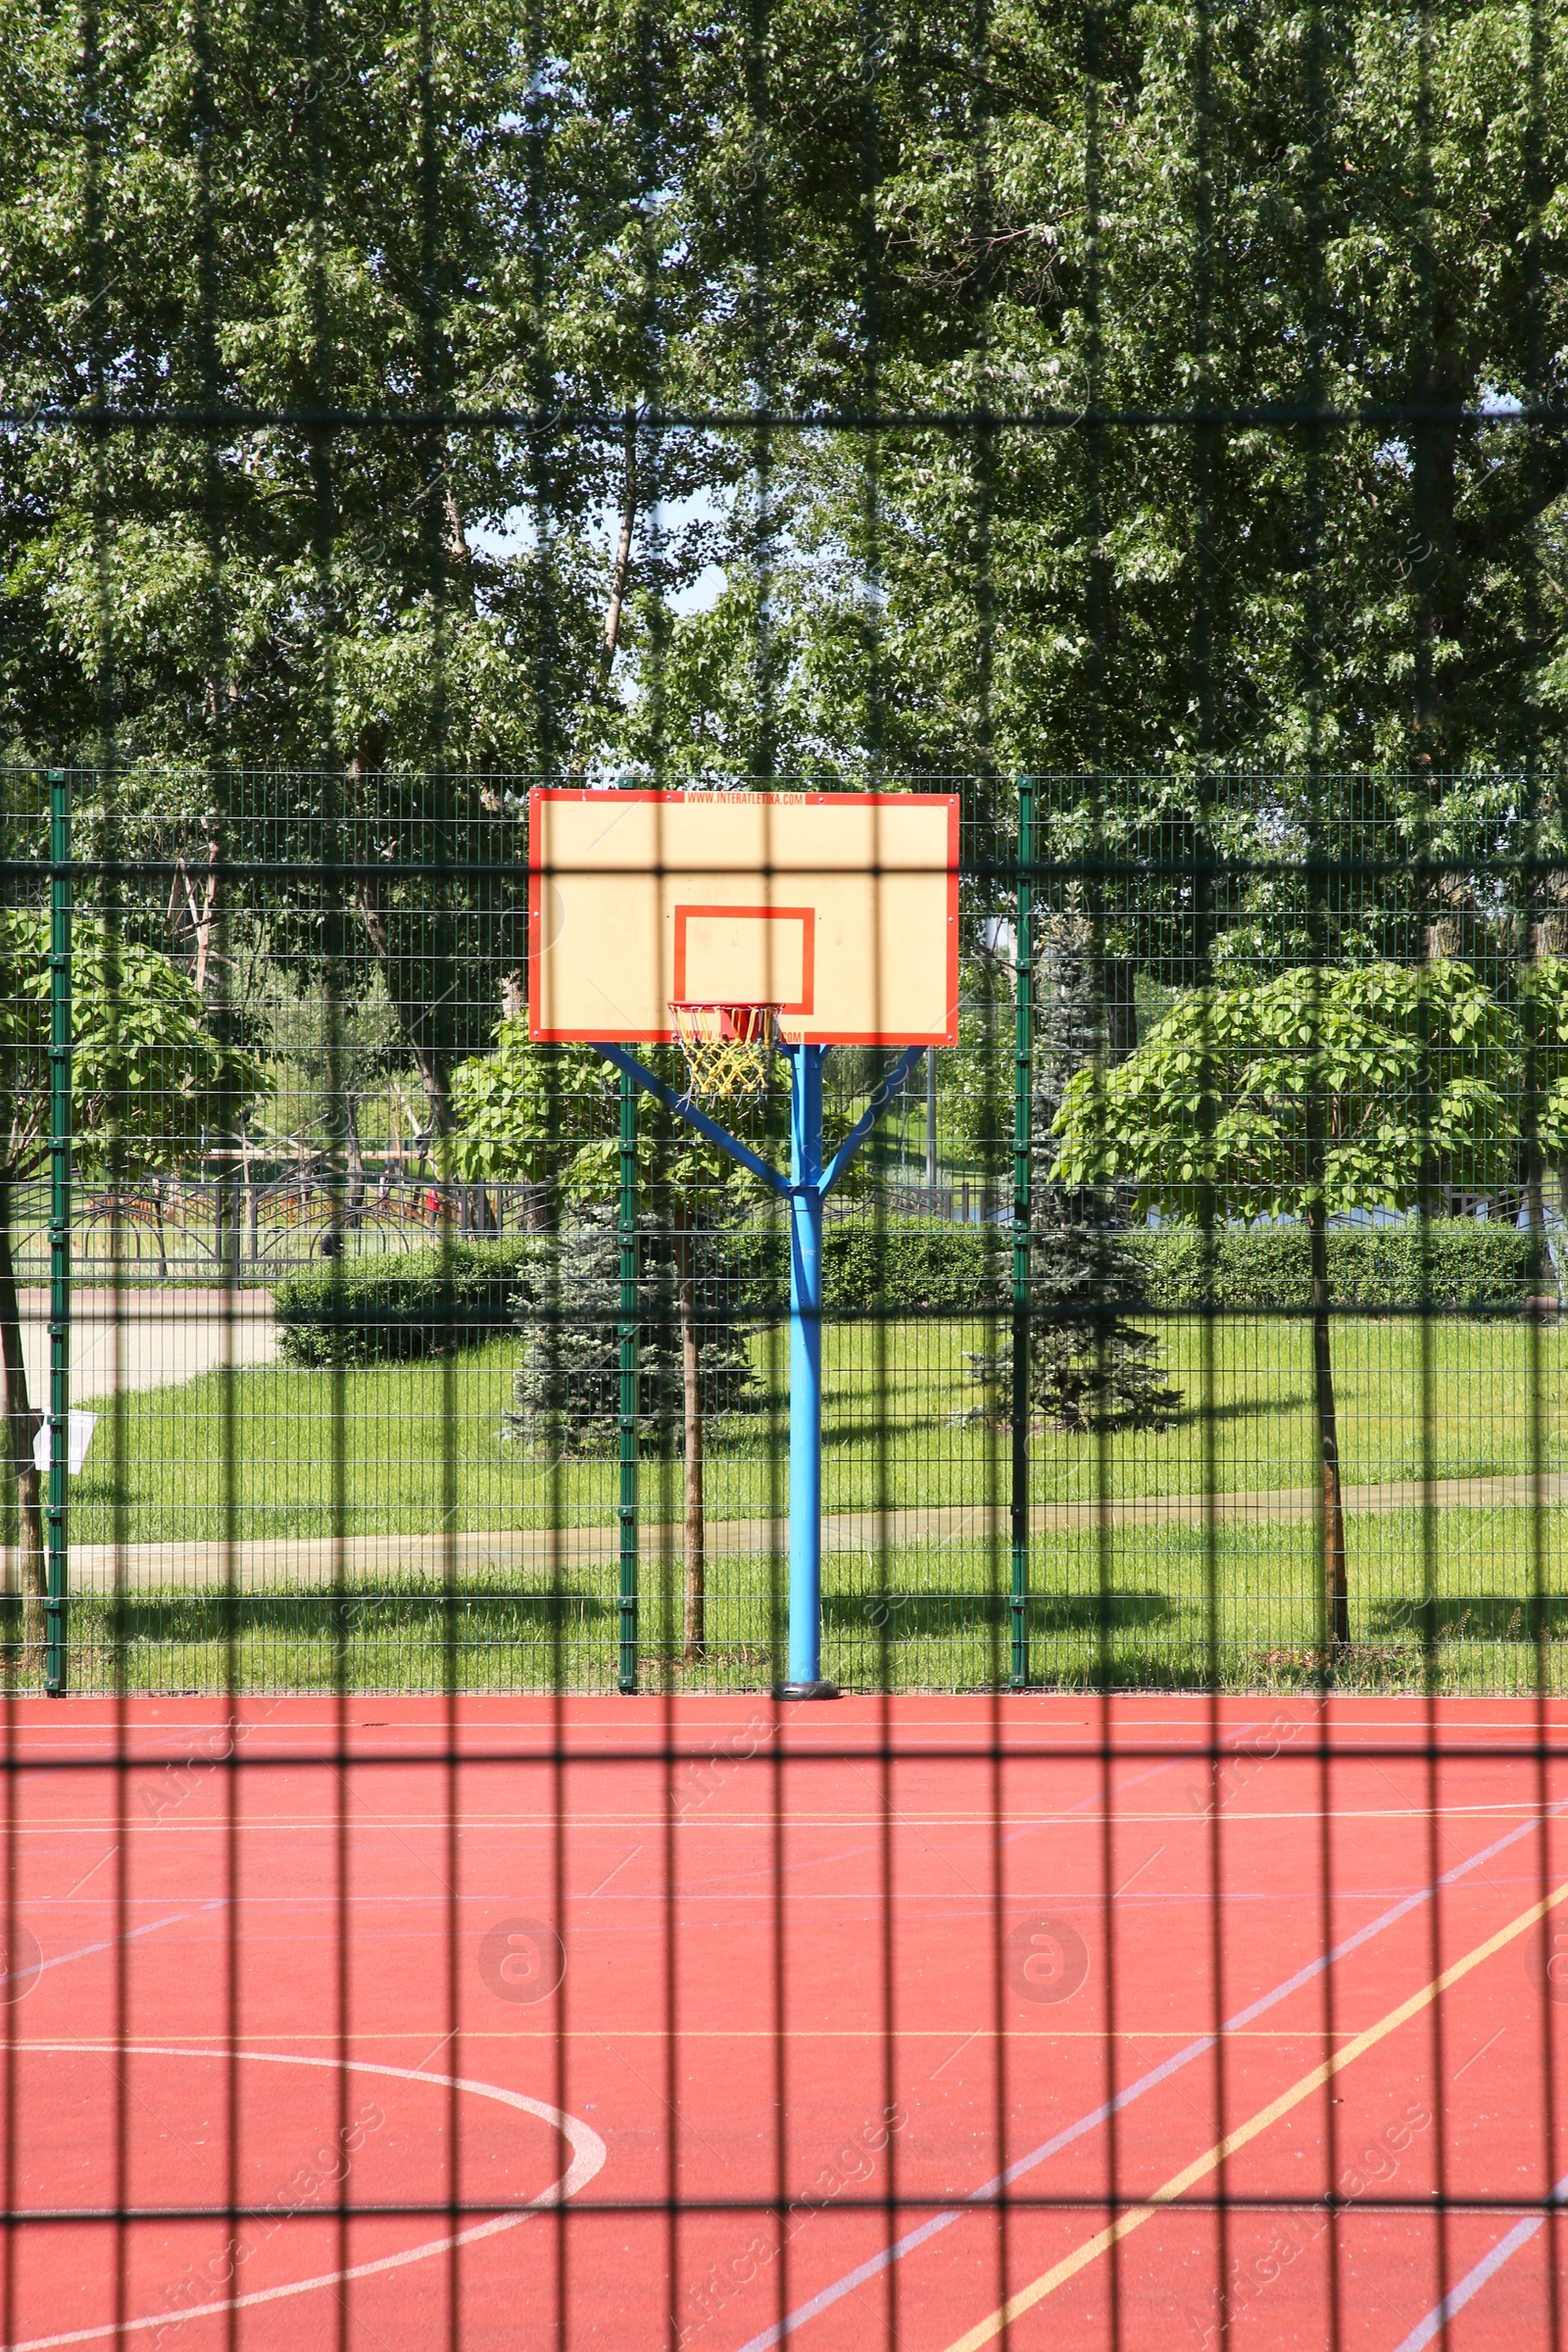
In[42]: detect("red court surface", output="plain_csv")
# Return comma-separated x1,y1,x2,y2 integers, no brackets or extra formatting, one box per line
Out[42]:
4,1693,1567,2351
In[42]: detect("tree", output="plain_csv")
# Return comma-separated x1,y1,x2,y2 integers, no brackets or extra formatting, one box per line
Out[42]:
966,911,1178,1432
1030,913,1177,1430
0,0,744,1178
0,913,261,1642
1050,959,1518,1648
253,971,402,1240
626,0,1568,783
5,0,1567,790
0,0,741,779
447,1029,612,1213
506,1202,758,1464
451,1018,773,1661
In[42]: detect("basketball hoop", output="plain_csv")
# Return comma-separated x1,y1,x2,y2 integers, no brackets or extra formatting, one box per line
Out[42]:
668,1002,782,1105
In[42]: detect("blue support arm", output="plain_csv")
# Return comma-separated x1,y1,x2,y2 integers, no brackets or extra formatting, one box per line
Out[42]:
593,1044,791,1199
818,1047,925,1199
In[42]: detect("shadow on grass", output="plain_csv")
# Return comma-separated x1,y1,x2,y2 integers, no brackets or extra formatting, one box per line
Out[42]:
1170,1392,1310,1428
73,1580,612,1643
817,1416,949,1450
1371,1595,1568,1642
826,1589,1173,1635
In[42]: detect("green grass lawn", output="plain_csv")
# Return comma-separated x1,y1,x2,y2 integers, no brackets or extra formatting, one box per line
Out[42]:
67,1309,1568,1540
34,1311,1568,1693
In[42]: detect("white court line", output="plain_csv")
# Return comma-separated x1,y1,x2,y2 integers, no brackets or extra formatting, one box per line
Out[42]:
0,1903,221,1994
1389,2169,1568,2351
7,2044,609,2350
730,1798,1568,2352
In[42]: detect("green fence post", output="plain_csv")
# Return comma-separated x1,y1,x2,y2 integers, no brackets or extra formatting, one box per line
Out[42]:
45,768,71,1698
617,1064,639,1692
1009,776,1033,1691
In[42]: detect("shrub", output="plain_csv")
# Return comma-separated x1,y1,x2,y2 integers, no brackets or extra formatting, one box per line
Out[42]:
719,1215,1537,1316
965,1199,1183,1433
272,1214,1537,1367
1121,1220,1537,1313
274,1240,543,1366
506,1205,760,1457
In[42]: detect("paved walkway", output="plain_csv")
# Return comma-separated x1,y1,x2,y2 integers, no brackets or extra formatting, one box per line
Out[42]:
52,1468,1568,1589
16,1287,275,1406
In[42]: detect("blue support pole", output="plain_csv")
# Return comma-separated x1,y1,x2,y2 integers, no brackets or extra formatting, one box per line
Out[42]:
777,1044,836,1698
601,1036,919,1701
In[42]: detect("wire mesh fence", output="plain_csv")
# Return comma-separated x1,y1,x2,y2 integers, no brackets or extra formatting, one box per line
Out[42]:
6,0,1568,2342
2,768,1566,1695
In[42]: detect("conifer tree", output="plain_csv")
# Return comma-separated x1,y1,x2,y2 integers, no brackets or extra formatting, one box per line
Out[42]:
968,913,1181,1434
507,1204,758,1462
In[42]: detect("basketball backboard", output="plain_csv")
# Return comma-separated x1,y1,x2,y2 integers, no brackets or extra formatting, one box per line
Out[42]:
528,788,960,1046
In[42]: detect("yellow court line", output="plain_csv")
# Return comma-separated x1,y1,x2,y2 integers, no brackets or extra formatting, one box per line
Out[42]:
942,1872,1568,2352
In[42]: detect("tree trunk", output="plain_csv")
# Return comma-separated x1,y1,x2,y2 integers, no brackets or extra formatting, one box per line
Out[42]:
344,1096,367,1228
1522,1148,1561,1304
1102,956,1140,1064
443,475,470,572
1306,1202,1348,1650
0,1184,44,1655
598,412,638,696
1409,349,1464,769
672,1201,705,1664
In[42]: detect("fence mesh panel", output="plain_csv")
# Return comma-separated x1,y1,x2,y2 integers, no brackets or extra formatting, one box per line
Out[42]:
3,0,1568,2339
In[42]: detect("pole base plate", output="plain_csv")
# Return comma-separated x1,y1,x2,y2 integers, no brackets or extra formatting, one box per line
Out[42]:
772,1680,842,1701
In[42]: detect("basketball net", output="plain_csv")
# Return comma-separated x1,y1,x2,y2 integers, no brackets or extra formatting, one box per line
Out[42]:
668,1002,782,1105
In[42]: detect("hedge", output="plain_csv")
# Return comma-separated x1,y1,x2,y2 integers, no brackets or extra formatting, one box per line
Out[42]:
272,1217,1540,1364
724,1217,1538,1315
274,1240,544,1365
753,1218,1537,1315
1120,1220,1538,1313
714,1220,1009,1314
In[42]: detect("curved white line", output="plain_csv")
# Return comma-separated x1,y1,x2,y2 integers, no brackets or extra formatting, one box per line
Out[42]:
9,2043,608,2350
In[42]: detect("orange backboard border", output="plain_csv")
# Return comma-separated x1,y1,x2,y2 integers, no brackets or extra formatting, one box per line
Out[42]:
526,787,961,1047
671,904,816,1016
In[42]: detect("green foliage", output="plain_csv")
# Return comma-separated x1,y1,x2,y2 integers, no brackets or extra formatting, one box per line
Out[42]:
7,0,1563,780
447,1025,614,1187
448,1018,770,1205
732,1212,1535,1317
708,1217,1005,1315
1121,1220,1537,1314
638,0,1568,778
270,1211,1537,1361
0,0,736,770
965,1203,1184,1435
251,971,402,1154
506,1205,759,1458
972,906,1182,1433
819,1218,1007,1313
1518,957,1568,1171
275,1240,542,1366
1052,961,1521,1222
0,909,262,1181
